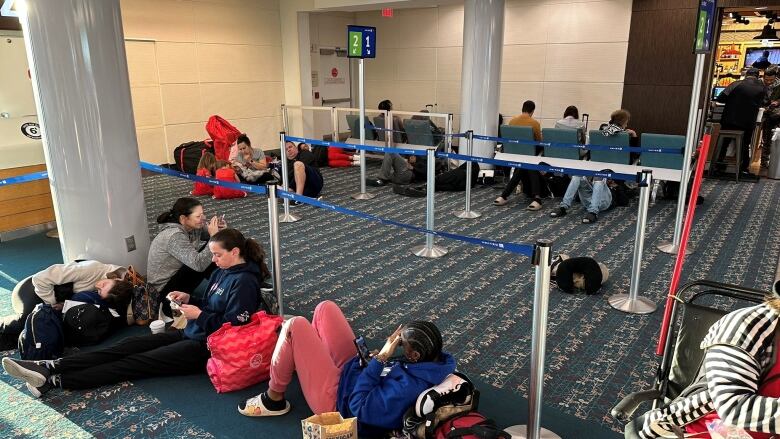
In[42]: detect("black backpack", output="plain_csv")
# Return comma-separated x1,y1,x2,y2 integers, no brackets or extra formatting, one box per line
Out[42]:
63,304,113,346
173,140,213,173
19,303,65,360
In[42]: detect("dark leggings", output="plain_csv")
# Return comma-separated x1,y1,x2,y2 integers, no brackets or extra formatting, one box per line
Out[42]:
0,277,40,350
158,263,216,316
501,170,549,200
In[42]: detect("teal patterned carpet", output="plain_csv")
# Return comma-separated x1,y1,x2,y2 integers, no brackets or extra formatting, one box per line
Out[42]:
1,163,779,438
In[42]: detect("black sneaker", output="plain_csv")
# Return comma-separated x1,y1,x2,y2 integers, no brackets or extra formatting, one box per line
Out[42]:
2,357,51,387
366,178,388,187
582,212,598,224
550,207,567,218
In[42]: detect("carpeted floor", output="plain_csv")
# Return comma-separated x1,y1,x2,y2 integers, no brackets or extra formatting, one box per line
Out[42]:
1,162,779,438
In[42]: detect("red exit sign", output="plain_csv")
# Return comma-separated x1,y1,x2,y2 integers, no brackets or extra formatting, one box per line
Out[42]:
382,8,393,18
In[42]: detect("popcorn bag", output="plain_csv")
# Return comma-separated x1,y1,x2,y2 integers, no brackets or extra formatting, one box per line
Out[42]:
301,412,357,439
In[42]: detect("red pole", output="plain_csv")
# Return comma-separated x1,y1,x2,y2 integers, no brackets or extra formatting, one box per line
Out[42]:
655,131,711,355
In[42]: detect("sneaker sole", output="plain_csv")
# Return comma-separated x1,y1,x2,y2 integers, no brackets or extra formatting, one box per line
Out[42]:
2,358,47,387
25,382,44,398
238,400,291,417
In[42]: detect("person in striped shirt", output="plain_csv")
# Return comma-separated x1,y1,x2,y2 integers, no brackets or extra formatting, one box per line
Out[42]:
629,280,780,438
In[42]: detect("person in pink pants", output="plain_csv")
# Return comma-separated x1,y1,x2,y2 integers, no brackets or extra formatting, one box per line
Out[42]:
238,300,456,436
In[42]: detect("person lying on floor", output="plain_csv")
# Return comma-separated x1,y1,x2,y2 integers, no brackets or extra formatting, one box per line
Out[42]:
238,301,456,437
392,161,479,197
628,280,780,439
282,141,324,203
1,228,271,398
0,260,132,350
549,172,634,224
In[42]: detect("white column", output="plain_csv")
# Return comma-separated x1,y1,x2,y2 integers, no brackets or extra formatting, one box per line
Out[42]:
19,0,150,268
459,0,505,164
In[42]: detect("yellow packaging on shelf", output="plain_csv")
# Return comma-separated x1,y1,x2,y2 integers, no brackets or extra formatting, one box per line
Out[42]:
301,412,357,439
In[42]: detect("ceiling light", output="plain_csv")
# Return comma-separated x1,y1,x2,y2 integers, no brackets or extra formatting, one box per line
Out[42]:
0,0,20,17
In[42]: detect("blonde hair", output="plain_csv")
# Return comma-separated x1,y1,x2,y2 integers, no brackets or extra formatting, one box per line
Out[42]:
197,152,217,174
215,160,230,169
610,109,631,128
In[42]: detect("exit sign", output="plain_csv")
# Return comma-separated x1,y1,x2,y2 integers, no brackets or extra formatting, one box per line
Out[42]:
347,25,376,59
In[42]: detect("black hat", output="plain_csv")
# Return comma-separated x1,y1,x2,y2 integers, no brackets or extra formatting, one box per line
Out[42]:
555,257,604,294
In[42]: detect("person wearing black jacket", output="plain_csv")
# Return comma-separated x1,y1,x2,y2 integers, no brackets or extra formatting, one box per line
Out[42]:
716,68,767,177
2,229,271,398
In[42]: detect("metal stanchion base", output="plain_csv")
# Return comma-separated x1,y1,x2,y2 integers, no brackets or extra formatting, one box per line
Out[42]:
411,244,448,258
454,209,482,219
503,425,561,439
45,229,59,239
351,192,377,200
656,240,694,255
608,294,657,314
279,213,301,223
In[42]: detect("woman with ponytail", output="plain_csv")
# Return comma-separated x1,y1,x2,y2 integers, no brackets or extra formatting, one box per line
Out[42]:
2,228,270,398
147,197,226,316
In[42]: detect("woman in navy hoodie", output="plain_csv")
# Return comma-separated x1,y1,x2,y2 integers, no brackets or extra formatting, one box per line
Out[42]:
2,228,270,398
239,301,456,436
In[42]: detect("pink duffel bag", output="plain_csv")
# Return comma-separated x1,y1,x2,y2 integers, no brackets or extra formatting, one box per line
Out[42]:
206,310,283,393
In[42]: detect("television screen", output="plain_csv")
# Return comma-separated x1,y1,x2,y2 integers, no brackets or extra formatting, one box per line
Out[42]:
713,86,726,98
744,47,780,68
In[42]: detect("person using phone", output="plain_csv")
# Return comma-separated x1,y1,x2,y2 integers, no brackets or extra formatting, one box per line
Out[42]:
238,300,456,437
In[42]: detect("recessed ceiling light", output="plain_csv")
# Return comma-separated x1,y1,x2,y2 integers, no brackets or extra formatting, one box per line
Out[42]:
756,7,769,10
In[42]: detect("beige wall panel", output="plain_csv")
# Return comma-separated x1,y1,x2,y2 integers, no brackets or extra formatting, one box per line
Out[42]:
364,80,399,111
318,14,355,48
435,80,461,111
125,41,158,86
544,42,628,83
200,83,258,120
194,2,280,46
540,82,623,121
398,8,438,48
396,48,437,81
165,123,209,159
234,116,281,150
130,86,164,128
256,82,285,118
436,47,462,82
395,80,436,112
156,42,198,84
250,46,284,82
161,84,203,125
354,12,400,49
437,6,464,48
547,0,631,44
501,45,546,82
499,82,544,118
197,43,250,82
504,3,549,46
365,49,398,82
136,127,168,164
121,0,196,42
193,0,278,9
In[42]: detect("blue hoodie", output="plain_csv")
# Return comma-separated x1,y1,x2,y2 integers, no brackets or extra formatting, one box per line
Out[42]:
183,262,262,341
336,352,456,435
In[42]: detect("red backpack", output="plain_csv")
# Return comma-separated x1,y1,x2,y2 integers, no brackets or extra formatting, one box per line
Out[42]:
434,411,510,439
206,115,240,161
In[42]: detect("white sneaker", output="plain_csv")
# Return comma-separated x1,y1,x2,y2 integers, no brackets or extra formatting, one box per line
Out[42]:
238,393,291,417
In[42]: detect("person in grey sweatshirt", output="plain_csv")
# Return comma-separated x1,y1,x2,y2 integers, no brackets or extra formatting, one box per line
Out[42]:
147,197,225,316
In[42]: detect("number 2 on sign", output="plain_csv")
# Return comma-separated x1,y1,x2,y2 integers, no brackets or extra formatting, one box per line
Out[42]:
352,34,359,48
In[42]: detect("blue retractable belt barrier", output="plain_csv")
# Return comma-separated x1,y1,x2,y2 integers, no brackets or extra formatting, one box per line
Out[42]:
472,134,683,154
284,135,429,157
140,162,268,195
437,151,639,182
277,189,535,257
0,171,48,187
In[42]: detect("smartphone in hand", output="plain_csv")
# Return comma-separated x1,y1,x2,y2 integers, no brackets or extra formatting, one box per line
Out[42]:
354,337,370,367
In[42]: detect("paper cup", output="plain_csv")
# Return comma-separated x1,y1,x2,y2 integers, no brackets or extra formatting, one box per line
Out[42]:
149,320,166,334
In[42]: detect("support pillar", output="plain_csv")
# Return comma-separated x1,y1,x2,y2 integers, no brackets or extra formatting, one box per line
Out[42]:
19,0,150,268
459,0,505,166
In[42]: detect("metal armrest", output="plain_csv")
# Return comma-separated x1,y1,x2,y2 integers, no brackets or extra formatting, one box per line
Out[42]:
611,389,662,422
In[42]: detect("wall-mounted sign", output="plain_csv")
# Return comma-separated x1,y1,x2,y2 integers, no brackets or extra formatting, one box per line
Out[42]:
21,122,41,139
347,25,376,59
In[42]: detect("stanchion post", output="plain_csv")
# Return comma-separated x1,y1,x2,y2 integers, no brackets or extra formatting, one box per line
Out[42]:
281,104,289,134
352,58,376,200
446,113,454,170
454,130,481,219
330,106,338,144
266,184,285,317
608,170,657,314
278,132,301,223
510,240,561,439
412,148,448,258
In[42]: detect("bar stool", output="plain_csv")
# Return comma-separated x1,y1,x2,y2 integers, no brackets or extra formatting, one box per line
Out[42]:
709,129,743,182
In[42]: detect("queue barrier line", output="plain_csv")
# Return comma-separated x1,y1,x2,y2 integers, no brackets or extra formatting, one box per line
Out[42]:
472,134,683,154
0,171,49,186
140,162,268,195
276,188,535,257
437,151,641,183
284,135,429,157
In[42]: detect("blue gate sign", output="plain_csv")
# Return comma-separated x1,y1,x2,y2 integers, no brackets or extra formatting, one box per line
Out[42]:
694,0,717,54
347,25,376,59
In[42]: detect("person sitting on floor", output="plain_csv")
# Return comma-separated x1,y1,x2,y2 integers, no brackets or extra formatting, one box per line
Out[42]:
147,197,225,316
1,228,271,398
0,261,131,350
495,100,549,210
191,152,217,196
238,301,456,437
231,134,273,184
549,171,634,224
284,141,324,202
628,280,780,438
213,160,247,199
368,152,417,187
